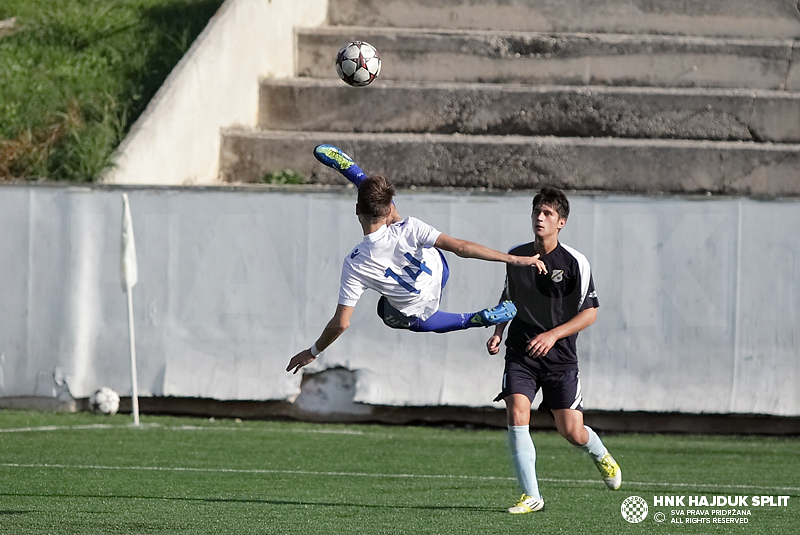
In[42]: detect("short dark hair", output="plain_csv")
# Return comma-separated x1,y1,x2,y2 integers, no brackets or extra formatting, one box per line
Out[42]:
532,186,570,220
357,175,395,223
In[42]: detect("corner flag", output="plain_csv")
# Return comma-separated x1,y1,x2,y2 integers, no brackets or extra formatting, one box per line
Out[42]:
122,193,140,425
122,193,138,289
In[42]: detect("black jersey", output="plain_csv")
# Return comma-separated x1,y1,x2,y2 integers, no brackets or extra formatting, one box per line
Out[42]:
502,241,599,370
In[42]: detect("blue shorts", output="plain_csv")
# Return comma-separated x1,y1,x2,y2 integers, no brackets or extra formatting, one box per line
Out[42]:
377,248,449,329
494,358,583,413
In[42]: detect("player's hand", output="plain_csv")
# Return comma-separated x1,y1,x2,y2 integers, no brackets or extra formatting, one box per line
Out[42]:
486,334,502,355
530,254,547,274
510,254,547,274
286,349,316,374
526,331,557,358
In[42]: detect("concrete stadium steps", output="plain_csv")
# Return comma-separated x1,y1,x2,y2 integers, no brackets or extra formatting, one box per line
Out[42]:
297,27,800,90
328,0,800,39
259,79,800,143
217,2,800,195
219,130,800,196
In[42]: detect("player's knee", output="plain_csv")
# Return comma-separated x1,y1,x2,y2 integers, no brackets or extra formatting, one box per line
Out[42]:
559,425,586,446
506,406,531,427
508,413,526,427
562,431,583,446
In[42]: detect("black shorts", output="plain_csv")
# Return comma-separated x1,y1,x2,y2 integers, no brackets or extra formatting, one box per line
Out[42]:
377,296,414,329
494,358,583,412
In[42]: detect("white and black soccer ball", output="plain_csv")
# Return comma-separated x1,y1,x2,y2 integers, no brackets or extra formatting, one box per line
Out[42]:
90,387,120,415
335,41,381,87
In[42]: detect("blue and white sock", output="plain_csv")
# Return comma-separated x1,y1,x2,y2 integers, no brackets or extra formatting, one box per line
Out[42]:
410,311,474,333
578,425,608,461
508,425,541,499
340,163,367,188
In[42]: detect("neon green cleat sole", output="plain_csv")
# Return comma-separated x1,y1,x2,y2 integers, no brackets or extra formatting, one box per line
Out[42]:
313,144,367,187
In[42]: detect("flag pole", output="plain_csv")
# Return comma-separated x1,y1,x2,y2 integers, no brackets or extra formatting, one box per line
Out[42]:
122,193,140,426
126,281,140,426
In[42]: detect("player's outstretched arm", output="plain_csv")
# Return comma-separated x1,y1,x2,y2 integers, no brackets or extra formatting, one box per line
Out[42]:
434,234,547,274
286,304,354,374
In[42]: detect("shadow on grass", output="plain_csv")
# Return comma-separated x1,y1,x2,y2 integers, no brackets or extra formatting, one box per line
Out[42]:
0,492,503,514
203,496,503,513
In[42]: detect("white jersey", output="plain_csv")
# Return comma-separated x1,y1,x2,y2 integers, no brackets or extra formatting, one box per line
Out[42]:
338,217,444,320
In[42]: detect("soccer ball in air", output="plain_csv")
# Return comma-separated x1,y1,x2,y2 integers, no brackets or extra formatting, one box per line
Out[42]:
335,41,381,87
90,387,120,415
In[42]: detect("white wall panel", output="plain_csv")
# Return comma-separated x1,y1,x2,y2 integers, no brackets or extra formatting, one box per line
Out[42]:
0,184,797,415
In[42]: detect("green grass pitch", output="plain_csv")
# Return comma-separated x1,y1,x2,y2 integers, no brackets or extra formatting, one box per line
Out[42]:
1,409,798,534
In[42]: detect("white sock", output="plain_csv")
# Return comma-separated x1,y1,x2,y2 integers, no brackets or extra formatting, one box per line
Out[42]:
578,425,608,461
508,425,541,499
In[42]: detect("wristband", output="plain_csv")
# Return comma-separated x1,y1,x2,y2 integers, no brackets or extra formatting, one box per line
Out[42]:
309,343,321,357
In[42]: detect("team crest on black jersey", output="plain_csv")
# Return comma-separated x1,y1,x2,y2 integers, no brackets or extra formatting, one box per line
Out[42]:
551,269,564,282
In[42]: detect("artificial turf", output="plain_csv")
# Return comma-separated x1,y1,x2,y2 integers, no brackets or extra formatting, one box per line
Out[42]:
1,409,798,534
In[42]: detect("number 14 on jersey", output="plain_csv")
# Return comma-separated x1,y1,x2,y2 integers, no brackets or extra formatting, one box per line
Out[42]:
384,253,431,294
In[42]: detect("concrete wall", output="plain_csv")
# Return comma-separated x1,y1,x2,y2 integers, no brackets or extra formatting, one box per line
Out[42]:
328,0,800,38
103,0,328,186
1,184,798,416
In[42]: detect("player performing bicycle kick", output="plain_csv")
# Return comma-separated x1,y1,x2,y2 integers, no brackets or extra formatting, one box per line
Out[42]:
286,145,547,374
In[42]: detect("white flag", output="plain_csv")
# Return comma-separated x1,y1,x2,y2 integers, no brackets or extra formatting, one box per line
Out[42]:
121,193,138,289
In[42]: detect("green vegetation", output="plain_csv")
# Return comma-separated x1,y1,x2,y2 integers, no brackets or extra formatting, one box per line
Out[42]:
260,169,307,185
1,409,798,534
0,0,223,181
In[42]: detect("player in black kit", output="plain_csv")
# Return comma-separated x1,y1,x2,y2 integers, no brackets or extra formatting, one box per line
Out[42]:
486,187,622,514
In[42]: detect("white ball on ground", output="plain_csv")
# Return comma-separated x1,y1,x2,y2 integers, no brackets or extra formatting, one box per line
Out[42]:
90,387,120,415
